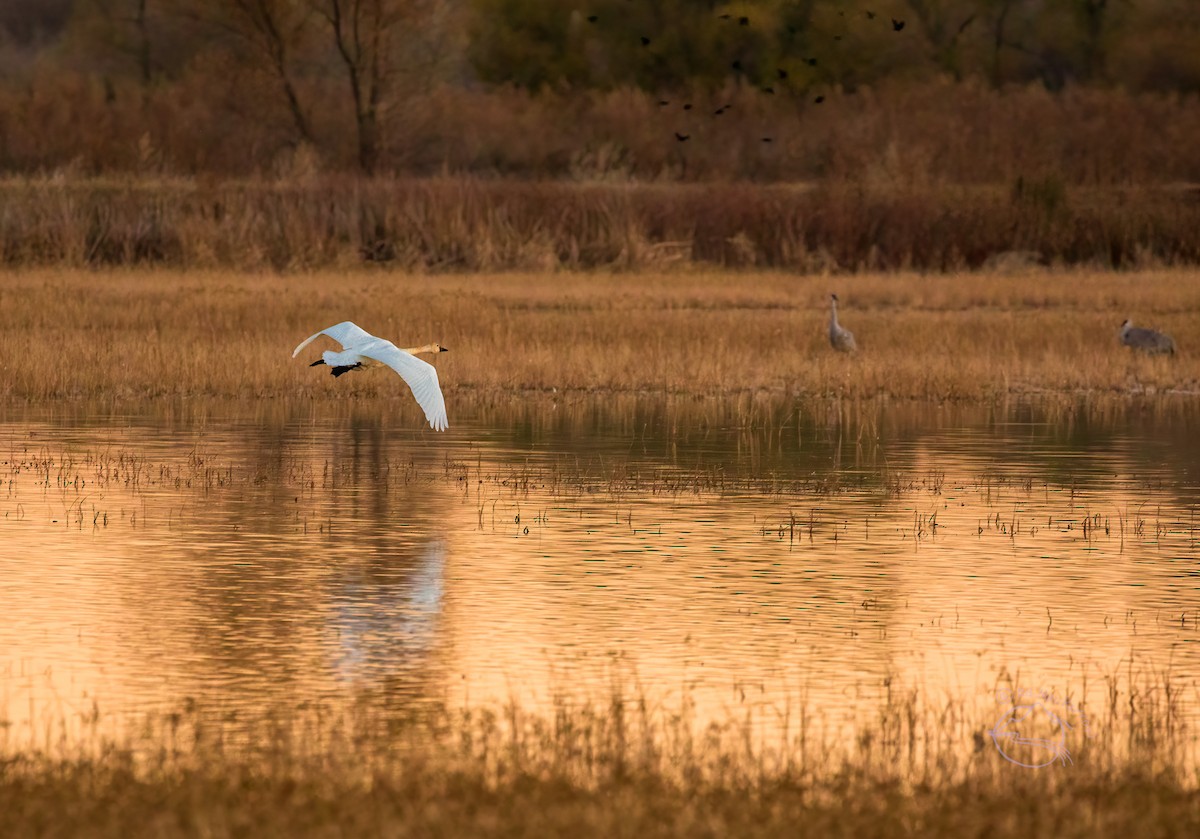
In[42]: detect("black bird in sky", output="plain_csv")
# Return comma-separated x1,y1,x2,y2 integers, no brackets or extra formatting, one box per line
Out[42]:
892,18,905,31
675,132,689,141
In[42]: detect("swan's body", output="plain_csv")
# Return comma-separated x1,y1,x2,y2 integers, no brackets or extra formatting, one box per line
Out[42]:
1120,319,1175,356
829,294,857,353
293,321,449,431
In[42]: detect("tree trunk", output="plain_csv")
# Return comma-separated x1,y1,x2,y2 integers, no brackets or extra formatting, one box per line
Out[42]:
1078,0,1109,82
136,0,152,85
991,1,1012,88
321,0,385,174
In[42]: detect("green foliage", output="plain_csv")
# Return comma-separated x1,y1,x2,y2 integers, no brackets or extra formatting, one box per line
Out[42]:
466,0,1200,93
469,1,832,92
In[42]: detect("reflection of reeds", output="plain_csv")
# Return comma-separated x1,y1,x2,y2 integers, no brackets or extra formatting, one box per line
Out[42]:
0,665,1194,836
7,434,1196,559
0,269,1198,403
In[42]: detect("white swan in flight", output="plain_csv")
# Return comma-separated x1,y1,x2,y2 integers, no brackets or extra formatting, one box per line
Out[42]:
829,294,857,353
293,321,450,431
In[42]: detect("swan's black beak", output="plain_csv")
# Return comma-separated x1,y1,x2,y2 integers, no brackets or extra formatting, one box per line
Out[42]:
439,346,449,352
309,359,326,367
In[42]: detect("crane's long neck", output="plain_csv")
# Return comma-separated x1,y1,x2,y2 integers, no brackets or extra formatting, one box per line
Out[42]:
830,299,840,329
402,344,438,356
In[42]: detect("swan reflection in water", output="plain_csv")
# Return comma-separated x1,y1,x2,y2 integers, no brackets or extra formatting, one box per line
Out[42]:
329,539,446,686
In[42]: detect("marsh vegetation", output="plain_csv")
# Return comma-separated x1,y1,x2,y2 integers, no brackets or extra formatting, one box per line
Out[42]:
4,2,1200,834
0,267,1195,404
2,671,1198,839
2,267,1199,837
3,177,1200,272
3,389,1200,837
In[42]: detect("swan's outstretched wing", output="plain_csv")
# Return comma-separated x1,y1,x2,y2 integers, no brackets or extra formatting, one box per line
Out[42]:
292,321,377,358
358,342,449,432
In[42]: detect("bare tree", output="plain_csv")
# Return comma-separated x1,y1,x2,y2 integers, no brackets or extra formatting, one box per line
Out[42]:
1075,0,1112,82
176,0,314,143
70,0,157,85
133,0,153,84
907,0,979,81
310,0,419,174
987,0,1016,87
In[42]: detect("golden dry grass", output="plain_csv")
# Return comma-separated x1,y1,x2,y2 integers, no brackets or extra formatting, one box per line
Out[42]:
1,673,1197,839
0,267,1197,406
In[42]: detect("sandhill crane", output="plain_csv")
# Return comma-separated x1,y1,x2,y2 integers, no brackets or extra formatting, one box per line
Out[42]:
293,321,450,431
1119,319,1176,356
829,294,858,353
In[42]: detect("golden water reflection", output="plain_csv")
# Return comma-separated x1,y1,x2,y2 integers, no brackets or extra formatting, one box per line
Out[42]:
0,396,1197,761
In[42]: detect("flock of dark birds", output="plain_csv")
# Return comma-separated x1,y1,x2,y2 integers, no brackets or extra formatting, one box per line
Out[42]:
583,7,908,145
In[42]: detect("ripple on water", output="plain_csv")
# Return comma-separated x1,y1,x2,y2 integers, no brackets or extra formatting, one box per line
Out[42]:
0,396,1198,758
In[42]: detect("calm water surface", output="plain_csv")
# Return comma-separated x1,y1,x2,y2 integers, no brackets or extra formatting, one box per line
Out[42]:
2,396,1198,756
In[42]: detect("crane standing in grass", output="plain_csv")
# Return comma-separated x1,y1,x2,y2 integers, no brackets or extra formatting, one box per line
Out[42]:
1119,319,1176,356
829,294,858,353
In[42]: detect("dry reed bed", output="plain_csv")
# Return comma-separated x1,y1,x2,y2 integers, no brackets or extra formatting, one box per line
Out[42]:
0,269,1196,404
1,670,1197,838
2,177,1200,272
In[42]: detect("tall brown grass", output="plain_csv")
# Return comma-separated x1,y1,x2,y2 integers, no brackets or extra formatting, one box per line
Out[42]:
1,666,1196,838
0,268,1196,404
2,176,1200,272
